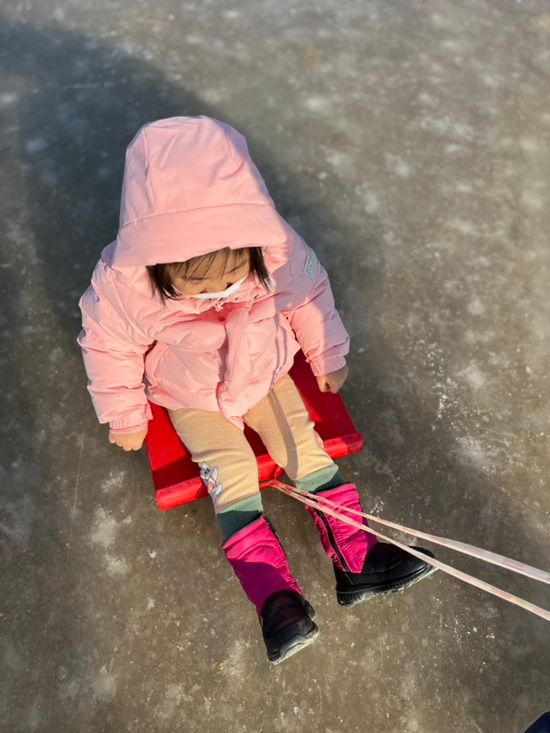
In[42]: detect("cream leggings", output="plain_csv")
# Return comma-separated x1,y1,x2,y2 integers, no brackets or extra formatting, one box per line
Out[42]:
168,375,336,515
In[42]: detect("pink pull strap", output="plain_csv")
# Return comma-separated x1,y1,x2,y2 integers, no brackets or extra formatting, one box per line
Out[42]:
265,480,550,623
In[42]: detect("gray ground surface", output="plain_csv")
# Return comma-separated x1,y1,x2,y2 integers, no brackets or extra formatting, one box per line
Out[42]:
1,1,549,731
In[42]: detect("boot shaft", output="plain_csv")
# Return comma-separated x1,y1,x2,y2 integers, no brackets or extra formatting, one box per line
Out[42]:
222,515,302,614
306,483,378,573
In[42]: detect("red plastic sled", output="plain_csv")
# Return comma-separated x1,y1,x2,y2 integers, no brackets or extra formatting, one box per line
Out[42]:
146,351,365,511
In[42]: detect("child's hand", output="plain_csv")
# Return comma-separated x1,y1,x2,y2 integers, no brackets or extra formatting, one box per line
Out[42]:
316,365,349,394
109,429,148,451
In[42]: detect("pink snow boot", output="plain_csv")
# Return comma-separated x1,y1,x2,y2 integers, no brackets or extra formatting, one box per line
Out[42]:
306,484,435,607
222,516,318,663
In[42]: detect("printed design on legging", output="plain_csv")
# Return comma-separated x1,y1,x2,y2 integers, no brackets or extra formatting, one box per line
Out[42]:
199,463,224,498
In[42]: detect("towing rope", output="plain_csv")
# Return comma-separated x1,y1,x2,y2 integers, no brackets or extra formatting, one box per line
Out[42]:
264,479,550,623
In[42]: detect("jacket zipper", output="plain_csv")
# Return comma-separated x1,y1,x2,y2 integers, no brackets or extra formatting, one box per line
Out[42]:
315,509,348,572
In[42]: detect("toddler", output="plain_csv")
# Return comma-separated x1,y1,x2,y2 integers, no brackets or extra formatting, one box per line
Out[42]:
79,116,433,664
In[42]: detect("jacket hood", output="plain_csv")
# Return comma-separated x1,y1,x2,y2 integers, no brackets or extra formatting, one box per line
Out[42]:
105,116,288,267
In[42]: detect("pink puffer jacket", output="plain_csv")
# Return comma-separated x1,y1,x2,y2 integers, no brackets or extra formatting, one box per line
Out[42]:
78,116,349,432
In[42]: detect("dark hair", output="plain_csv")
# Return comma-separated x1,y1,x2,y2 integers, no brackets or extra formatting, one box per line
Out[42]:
147,247,270,302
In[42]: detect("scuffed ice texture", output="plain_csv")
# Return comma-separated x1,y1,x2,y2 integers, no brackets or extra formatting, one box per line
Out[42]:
0,1,549,731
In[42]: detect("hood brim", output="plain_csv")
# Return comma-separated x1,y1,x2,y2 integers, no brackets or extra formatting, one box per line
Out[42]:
109,202,288,267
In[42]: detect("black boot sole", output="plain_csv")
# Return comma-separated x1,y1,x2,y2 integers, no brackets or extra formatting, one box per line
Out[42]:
266,601,319,664
337,563,437,607
268,621,319,664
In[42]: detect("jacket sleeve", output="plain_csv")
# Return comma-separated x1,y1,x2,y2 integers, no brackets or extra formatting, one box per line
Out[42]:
275,232,350,377
77,265,153,433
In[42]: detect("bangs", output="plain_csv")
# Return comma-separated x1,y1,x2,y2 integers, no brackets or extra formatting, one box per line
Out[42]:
147,246,271,303
172,248,243,281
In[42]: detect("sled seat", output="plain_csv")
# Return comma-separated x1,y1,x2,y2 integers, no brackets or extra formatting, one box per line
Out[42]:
146,351,365,511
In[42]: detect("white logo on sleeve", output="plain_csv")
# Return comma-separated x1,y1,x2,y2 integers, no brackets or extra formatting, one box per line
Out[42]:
304,246,317,280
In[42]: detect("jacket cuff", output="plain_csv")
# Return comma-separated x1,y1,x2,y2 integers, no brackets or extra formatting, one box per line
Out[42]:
109,422,149,435
108,405,152,433
308,355,347,378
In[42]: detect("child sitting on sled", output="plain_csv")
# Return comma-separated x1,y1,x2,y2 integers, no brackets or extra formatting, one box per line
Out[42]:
78,116,434,664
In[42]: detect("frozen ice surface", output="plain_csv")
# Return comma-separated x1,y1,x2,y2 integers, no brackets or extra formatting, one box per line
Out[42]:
0,0,549,732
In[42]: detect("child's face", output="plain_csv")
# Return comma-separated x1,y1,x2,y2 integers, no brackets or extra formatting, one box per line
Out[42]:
170,249,251,296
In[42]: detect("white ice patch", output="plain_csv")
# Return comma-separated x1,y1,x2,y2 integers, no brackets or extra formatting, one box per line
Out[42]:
458,363,487,390
105,554,130,576
90,508,118,549
441,39,464,53
48,346,64,364
224,639,249,681
381,409,405,446
454,437,488,469
435,391,449,421
384,153,412,178
100,471,126,493
447,219,479,237
324,150,354,176
91,666,117,701
3,642,23,672
519,137,539,154
96,166,113,181
0,494,34,546
417,116,475,141
481,73,499,88
185,33,204,45
430,13,454,29
59,679,80,702
355,182,380,214
0,92,18,105
201,88,226,104
40,170,58,186
521,190,544,211
25,137,49,154
303,96,331,113
464,329,495,345
417,92,436,106
159,684,186,721
467,297,485,316
445,143,465,154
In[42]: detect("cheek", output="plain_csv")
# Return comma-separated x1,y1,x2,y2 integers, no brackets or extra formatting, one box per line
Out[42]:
236,265,251,283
